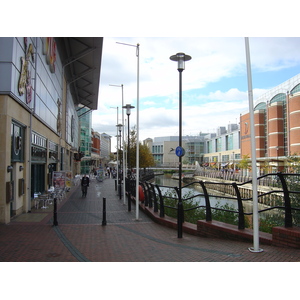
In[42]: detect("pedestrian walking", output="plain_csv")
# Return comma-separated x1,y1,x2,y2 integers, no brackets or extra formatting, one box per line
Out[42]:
81,174,90,197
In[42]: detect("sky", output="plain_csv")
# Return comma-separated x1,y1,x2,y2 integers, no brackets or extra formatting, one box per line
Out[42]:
92,37,300,151
4,1,300,154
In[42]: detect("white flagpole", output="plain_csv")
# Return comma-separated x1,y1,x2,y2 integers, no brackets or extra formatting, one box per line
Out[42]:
121,85,126,205
245,37,263,253
135,44,140,220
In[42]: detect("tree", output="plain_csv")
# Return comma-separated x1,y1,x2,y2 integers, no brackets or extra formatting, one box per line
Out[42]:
125,126,155,169
238,154,251,176
287,153,300,173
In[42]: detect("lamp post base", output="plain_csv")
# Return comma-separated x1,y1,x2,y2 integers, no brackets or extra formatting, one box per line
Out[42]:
248,247,264,253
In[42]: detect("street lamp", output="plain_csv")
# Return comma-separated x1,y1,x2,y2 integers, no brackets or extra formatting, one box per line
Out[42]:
123,104,135,176
110,84,126,204
170,52,192,238
117,42,140,220
116,123,123,199
110,106,119,184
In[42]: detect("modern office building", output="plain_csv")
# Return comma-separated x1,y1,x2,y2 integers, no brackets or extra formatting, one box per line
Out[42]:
0,37,103,223
147,135,207,167
203,124,241,169
79,107,92,174
147,126,240,169
240,73,300,172
100,133,112,165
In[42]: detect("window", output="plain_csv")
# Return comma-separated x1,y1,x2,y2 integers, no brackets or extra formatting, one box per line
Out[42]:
11,122,25,162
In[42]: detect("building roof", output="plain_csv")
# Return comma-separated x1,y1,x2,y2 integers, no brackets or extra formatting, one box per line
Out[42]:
56,37,103,110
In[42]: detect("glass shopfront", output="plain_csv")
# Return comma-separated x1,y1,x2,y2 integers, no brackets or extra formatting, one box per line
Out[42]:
31,132,47,197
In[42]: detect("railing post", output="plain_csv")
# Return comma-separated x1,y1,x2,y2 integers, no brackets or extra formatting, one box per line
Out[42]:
102,197,107,226
152,184,158,212
155,184,165,217
277,172,293,227
232,182,245,229
144,182,149,207
175,187,184,238
199,181,212,221
148,184,154,208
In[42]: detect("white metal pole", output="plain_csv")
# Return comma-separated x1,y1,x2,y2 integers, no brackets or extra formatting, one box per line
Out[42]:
135,44,140,220
110,84,126,204
245,37,263,253
121,85,126,205
116,107,119,187
116,41,140,219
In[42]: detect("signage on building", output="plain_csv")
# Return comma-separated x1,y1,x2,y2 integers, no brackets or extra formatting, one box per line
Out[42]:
18,38,34,104
42,37,56,73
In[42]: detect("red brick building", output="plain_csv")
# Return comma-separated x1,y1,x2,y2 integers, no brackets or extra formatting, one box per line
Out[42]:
240,74,300,172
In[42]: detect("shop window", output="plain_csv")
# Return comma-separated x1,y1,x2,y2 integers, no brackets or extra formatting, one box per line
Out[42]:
11,122,24,162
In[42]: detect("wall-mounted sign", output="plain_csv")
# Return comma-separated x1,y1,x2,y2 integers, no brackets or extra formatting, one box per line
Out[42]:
42,37,56,73
18,38,34,104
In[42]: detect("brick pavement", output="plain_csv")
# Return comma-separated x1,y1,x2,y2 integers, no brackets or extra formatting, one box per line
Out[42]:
1,175,300,262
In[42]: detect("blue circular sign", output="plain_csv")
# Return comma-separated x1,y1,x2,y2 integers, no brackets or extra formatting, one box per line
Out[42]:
175,146,185,157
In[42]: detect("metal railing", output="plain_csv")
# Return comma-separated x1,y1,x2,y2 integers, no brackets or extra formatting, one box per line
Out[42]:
125,172,300,237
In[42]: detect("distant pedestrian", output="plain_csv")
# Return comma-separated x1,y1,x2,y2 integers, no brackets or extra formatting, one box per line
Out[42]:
81,174,90,197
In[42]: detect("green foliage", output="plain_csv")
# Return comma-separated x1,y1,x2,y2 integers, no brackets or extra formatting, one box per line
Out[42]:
212,202,238,225
160,190,239,225
237,154,251,171
125,126,155,168
259,214,285,234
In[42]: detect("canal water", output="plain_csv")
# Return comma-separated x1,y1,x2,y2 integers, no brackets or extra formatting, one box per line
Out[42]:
154,174,270,214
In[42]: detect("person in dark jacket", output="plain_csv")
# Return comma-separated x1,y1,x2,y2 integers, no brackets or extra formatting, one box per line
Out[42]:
81,174,89,197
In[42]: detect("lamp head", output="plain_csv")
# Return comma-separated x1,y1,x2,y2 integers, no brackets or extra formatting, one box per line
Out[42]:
170,52,192,71
122,104,135,116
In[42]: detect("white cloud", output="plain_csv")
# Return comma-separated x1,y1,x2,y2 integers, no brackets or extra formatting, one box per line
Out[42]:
94,37,300,149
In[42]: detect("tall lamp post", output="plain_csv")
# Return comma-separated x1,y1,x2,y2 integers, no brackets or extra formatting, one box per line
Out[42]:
123,104,135,176
110,84,126,204
170,52,192,238
110,106,119,184
116,123,123,199
117,42,140,220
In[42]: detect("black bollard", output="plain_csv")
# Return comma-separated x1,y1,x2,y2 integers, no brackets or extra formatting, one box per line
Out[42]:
102,197,107,226
53,197,58,226
119,182,122,200
128,192,131,212
177,202,183,238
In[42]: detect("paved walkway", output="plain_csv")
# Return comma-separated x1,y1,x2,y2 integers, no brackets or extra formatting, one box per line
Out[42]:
1,176,300,262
